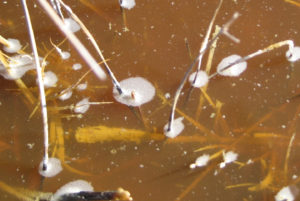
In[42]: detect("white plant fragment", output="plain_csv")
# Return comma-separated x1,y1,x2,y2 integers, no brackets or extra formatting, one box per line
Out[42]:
190,154,210,169
51,180,94,201
74,98,90,113
286,46,300,62
0,54,36,80
120,0,136,10
164,117,185,138
217,54,247,77
113,77,155,107
275,185,299,201
3,38,22,53
64,18,81,33
188,71,209,88
38,157,62,177
220,151,238,168
43,71,58,88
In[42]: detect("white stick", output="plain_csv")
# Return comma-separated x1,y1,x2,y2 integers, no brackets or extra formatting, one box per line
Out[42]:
57,0,123,94
192,0,223,85
37,0,106,80
166,13,240,133
21,0,49,170
209,40,295,78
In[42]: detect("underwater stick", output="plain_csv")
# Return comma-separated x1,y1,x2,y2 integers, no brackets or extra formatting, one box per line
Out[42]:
21,0,49,170
191,0,223,86
209,40,295,79
166,13,240,134
37,0,106,80
57,0,123,94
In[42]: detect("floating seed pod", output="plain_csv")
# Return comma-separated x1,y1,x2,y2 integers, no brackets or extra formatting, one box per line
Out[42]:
113,77,155,107
38,157,62,177
217,54,247,77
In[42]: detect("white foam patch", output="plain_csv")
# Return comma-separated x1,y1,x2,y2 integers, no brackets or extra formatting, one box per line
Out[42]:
286,46,300,62
51,180,94,201
275,186,299,201
43,71,58,88
0,54,35,80
164,117,184,138
217,55,247,77
113,77,155,107
38,157,62,177
64,18,80,33
3,38,22,53
74,98,90,113
120,0,136,9
189,71,209,88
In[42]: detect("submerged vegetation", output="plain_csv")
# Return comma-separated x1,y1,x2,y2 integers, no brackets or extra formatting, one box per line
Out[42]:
1,0,300,201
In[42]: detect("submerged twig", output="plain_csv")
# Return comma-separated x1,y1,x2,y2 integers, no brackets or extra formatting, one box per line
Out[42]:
166,12,240,134
209,40,295,79
21,0,49,171
36,0,107,80
56,0,123,94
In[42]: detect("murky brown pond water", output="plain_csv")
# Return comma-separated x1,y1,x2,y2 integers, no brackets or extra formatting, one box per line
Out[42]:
1,0,300,201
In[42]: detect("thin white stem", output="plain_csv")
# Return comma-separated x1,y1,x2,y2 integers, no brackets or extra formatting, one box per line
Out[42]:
57,0,123,94
21,0,49,170
167,13,240,132
37,0,107,80
193,0,223,84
